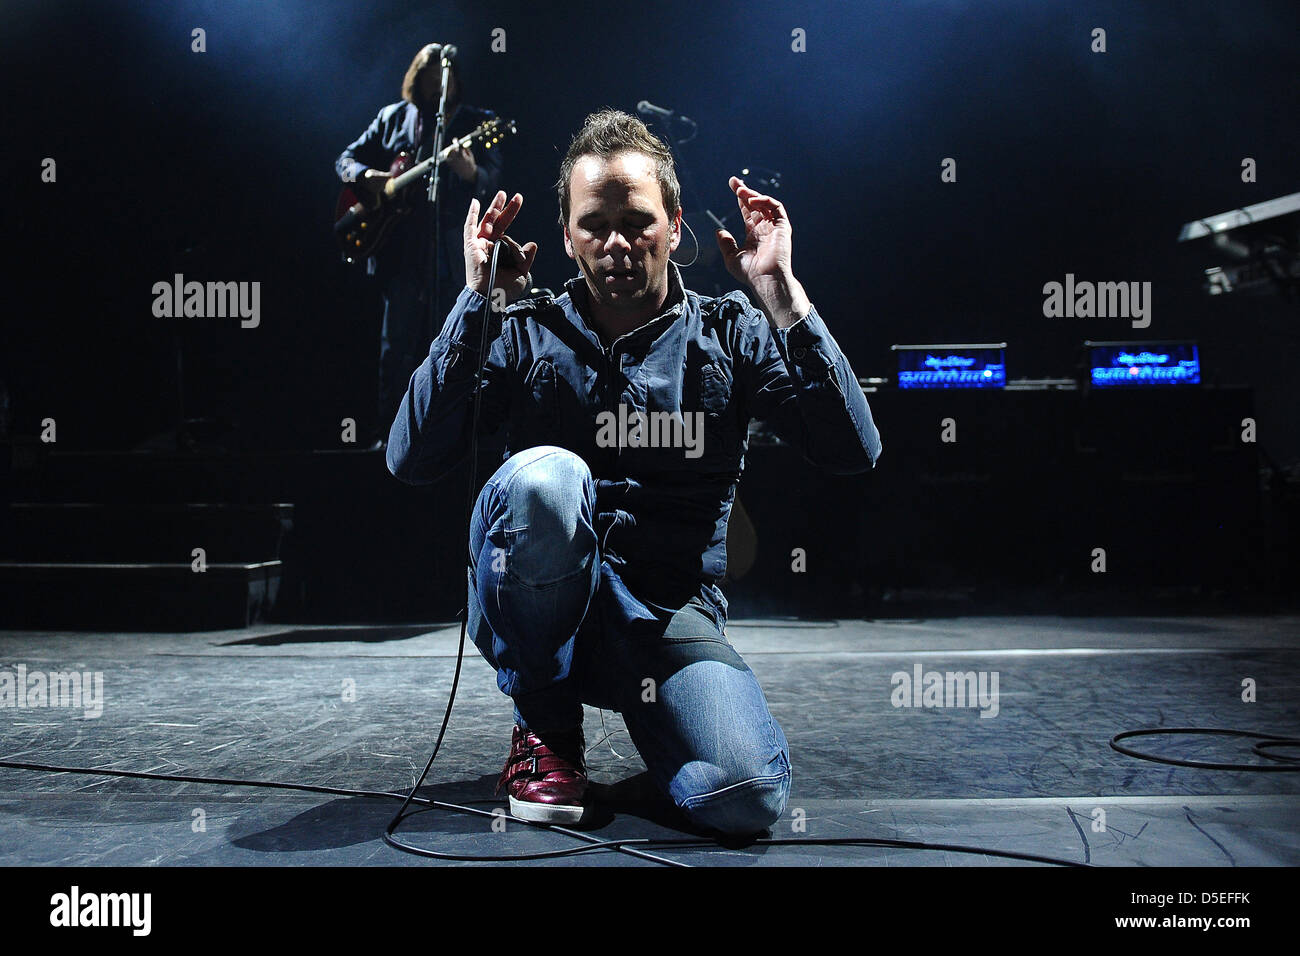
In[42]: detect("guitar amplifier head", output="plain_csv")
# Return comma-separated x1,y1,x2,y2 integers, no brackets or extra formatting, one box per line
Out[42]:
1083,340,1201,389
890,343,1007,390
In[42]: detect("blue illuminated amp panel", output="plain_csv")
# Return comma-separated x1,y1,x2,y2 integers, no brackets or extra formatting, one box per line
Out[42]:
1086,341,1200,388
892,344,1007,390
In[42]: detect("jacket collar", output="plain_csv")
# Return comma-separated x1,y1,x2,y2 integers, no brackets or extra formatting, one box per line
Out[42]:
564,260,690,346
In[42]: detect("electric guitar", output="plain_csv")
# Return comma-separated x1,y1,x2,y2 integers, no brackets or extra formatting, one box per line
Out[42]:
334,117,516,264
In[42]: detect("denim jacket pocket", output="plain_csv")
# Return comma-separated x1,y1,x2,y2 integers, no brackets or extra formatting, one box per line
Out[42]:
700,363,728,414
696,362,741,462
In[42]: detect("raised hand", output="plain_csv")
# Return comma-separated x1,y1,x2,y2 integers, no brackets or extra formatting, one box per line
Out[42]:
715,176,794,288
464,190,538,303
714,176,809,328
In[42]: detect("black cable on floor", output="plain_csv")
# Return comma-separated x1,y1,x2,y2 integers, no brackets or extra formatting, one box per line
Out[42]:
0,756,1090,866
0,757,677,865
1110,727,1300,771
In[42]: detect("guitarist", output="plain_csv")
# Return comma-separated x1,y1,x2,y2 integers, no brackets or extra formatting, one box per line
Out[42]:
335,42,504,449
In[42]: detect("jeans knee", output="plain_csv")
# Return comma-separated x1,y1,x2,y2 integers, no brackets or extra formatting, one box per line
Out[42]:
503,447,592,541
677,764,791,836
487,448,595,590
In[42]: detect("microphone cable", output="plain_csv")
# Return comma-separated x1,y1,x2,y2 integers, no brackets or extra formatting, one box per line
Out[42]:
375,238,687,864
378,237,502,858
376,239,685,865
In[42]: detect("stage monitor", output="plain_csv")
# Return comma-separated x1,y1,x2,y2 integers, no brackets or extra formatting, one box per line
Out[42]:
1085,340,1201,388
891,343,1007,390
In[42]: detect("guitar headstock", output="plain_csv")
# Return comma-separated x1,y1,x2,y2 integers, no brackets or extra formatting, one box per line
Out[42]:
468,117,516,150
435,118,518,163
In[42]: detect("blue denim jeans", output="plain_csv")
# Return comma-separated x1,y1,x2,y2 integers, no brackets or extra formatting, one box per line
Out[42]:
466,445,792,834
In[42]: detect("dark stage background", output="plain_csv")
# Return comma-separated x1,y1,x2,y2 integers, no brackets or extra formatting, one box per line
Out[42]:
2,0,1297,624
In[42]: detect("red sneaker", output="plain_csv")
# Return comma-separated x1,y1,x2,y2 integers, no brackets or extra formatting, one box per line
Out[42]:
495,724,588,824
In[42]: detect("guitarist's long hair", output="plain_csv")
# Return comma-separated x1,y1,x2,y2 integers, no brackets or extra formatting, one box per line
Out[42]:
401,43,461,108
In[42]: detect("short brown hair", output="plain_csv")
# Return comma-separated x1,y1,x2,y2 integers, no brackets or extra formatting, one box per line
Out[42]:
401,43,459,105
556,109,681,228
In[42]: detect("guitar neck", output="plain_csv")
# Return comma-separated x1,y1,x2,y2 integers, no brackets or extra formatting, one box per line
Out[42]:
391,153,439,191
389,130,478,191
336,120,510,263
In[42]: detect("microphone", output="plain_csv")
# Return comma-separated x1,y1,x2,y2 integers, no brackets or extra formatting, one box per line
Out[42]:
441,44,458,61
637,100,694,126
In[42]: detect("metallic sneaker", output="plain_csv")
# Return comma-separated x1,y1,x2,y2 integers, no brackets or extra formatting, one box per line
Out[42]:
495,724,588,824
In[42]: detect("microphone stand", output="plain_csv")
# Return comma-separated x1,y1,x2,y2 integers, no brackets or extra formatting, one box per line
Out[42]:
646,106,784,300
651,109,729,297
425,53,455,344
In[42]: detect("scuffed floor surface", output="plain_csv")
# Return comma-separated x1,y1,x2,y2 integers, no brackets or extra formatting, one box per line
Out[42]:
1,615,1297,866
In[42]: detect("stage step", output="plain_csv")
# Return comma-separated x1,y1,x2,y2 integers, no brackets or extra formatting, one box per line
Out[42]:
0,502,292,629
0,561,282,630
1,444,488,623
4,502,292,562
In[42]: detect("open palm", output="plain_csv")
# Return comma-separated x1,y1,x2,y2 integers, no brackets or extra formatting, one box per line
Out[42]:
715,176,793,289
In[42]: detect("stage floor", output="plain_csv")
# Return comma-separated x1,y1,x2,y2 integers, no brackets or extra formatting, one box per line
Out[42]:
2,615,1297,867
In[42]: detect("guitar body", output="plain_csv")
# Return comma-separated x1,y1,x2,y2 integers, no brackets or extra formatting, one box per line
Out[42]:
333,117,516,265
334,151,417,264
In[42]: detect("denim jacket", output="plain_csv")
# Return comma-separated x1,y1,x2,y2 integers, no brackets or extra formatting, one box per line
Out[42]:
386,262,882,624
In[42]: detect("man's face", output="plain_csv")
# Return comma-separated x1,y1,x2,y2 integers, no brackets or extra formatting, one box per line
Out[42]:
416,65,442,105
564,151,681,315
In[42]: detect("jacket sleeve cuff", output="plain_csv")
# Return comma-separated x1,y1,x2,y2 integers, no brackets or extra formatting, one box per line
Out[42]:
439,285,500,351
775,304,834,371
339,159,370,184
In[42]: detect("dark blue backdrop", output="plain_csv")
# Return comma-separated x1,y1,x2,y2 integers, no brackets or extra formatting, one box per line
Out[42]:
5,0,1297,462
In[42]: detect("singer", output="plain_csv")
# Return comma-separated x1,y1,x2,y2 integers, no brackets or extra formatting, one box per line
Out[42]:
386,110,881,835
